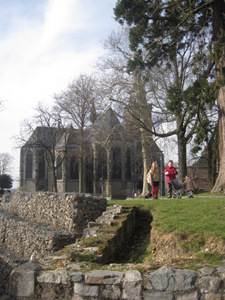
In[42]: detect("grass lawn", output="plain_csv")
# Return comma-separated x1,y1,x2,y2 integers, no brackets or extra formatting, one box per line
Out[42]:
108,194,225,269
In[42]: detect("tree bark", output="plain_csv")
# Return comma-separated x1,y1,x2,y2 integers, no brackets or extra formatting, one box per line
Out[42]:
211,0,225,192
177,132,187,181
140,128,150,196
211,86,225,192
52,170,58,193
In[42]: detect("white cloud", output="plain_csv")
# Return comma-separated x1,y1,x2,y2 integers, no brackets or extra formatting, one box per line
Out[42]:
0,0,119,187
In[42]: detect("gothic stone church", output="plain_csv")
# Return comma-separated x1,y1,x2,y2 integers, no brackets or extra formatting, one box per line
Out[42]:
20,108,163,198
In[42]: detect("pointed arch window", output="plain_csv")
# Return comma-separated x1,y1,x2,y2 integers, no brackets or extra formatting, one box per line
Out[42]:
26,150,33,179
38,150,45,179
112,147,121,179
56,155,62,180
70,157,79,180
125,148,131,180
97,147,107,180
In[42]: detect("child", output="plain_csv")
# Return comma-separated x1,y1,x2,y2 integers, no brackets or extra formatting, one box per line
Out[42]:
183,175,197,198
147,161,160,199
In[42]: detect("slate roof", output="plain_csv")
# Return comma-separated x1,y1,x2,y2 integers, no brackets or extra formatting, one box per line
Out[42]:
55,127,79,149
88,107,124,141
23,127,65,148
22,108,162,154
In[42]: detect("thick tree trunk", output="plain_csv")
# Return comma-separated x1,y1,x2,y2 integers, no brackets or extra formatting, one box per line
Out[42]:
177,133,187,181
211,0,225,192
133,68,151,197
211,86,225,192
207,130,218,189
52,170,58,193
140,128,150,196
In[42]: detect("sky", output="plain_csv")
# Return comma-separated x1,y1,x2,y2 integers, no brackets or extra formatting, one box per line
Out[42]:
0,0,120,187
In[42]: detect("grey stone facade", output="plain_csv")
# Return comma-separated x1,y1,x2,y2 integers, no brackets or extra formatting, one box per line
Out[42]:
19,108,163,198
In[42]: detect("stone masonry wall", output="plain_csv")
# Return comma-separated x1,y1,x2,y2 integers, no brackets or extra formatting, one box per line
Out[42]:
9,261,225,299
0,192,107,297
1,191,107,234
0,209,78,260
1,192,225,299
0,250,27,296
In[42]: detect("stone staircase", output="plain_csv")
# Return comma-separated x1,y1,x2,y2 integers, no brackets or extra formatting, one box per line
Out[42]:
40,204,137,268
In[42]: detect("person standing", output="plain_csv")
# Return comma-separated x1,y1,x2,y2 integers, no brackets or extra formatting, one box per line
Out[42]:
147,161,160,199
164,160,178,198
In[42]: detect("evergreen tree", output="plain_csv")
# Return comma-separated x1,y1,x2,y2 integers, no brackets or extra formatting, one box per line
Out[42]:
114,0,225,191
0,174,13,190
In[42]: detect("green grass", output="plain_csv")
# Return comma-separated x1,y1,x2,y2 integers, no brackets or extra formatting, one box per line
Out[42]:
108,195,225,269
109,196,225,240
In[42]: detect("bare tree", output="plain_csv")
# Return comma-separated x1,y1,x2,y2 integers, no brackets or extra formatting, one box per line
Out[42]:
54,74,104,193
96,28,158,196
97,26,215,184
0,153,14,175
17,103,66,192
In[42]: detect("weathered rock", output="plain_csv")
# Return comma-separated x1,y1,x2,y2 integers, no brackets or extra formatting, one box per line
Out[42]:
37,270,69,285
200,267,217,276
204,294,224,300
216,263,225,279
176,291,199,300
74,283,99,297
85,270,124,285
101,284,122,300
9,260,40,298
70,272,84,283
198,276,222,294
148,267,198,291
0,249,27,296
122,270,142,300
143,290,173,300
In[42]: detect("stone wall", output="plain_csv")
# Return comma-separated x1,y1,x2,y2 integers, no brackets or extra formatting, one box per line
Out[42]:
46,205,137,265
9,261,225,299
0,209,78,260
0,192,107,297
1,191,107,234
0,250,27,296
79,205,136,263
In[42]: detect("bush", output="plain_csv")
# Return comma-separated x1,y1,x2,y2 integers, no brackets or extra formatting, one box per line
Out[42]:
0,174,13,190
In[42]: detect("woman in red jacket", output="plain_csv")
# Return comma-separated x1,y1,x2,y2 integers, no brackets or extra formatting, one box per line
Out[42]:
164,160,178,198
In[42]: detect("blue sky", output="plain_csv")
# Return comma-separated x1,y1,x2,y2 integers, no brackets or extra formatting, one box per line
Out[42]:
0,0,119,186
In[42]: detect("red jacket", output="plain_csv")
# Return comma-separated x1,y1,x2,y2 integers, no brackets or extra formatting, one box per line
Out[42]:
164,166,178,183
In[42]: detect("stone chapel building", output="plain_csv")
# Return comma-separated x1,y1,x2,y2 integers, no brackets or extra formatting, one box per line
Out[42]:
20,108,163,198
